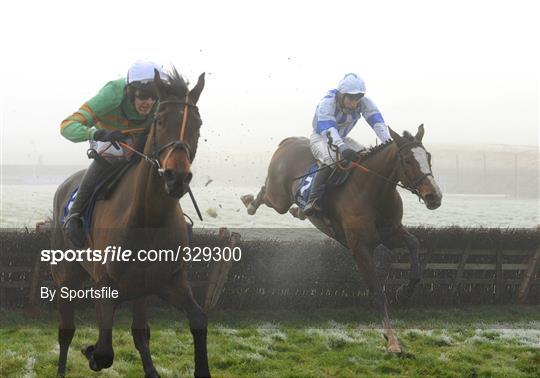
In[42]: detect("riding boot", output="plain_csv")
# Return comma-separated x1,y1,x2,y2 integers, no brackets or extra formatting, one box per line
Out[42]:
303,164,331,216
64,160,110,248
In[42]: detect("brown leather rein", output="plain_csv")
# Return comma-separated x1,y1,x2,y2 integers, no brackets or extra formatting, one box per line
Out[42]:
120,95,196,175
333,141,433,198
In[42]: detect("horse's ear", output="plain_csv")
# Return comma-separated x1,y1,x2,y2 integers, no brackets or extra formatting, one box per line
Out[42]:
189,72,205,104
388,126,401,143
415,124,425,142
153,69,167,99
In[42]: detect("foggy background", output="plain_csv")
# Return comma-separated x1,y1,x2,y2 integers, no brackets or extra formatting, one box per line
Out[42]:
1,0,538,200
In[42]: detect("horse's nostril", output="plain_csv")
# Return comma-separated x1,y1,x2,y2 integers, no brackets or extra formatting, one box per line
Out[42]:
184,172,193,184
425,193,436,203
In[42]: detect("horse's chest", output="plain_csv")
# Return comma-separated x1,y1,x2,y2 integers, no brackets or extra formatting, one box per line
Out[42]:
107,262,181,298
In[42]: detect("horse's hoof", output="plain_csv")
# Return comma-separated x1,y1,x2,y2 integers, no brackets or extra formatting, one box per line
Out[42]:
89,358,100,372
81,344,94,359
194,369,211,378
289,207,306,220
93,351,114,370
387,342,403,354
247,204,256,215
145,369,161,378
81,345,103,371
240,194,254,208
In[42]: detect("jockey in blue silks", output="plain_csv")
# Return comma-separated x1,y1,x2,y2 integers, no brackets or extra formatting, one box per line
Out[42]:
303,73,392,216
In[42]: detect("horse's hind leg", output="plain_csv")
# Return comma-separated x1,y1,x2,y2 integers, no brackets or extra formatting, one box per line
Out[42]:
241,184,267,215
56,289,76,377
52,252,87,377
160,273,210,378
131,298,159,378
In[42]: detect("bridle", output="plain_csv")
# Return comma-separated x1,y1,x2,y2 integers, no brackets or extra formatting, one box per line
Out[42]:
395,141,433,193
121,94,199,176
150,95,197,175
116,92,205,221
333,140,433,199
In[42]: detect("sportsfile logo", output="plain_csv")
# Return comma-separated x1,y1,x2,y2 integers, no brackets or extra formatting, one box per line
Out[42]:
41,245,242,265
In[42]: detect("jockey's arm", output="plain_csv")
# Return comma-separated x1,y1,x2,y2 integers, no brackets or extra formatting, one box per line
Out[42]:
324,127,345,149
60,80,122,143
314,97,345,148
60,106,98,143
316,120,346,150
360,97,391,142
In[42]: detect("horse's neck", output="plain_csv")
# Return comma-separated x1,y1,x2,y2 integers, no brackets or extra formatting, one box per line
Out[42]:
352,144,399,195
129,138,179,225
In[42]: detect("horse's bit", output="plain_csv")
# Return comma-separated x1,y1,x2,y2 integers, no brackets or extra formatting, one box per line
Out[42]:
121,95,199,175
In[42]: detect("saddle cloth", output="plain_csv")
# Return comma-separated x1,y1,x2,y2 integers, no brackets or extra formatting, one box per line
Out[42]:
294,163,352,211
61,160,136,233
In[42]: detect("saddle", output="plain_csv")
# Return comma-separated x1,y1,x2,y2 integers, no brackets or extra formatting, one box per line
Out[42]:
294,163,352,211
62,159,137,233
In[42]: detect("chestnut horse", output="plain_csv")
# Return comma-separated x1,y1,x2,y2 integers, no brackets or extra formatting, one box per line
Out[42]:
241,125,442,353
50,69,210,377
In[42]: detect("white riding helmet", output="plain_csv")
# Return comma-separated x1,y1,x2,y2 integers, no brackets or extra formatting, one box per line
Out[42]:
127,60,167,84
337,73,366,95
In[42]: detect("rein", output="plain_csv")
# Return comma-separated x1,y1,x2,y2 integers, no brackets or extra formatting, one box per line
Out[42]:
119,95,194,175
333,141,432,199
117,94,204,221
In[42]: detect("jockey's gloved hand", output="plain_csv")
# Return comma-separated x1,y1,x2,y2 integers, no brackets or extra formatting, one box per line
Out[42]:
339,146,358,162
93,130,128,150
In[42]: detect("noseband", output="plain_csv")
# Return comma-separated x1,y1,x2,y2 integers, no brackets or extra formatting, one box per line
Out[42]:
396,141,433,193
119,95,199,176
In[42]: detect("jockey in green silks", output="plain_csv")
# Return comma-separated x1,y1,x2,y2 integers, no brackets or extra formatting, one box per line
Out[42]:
61,60,167,248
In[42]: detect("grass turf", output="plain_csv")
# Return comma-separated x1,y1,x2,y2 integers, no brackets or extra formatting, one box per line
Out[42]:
1,305,539,377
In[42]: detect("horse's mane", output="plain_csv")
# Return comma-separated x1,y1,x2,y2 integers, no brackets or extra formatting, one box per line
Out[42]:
360,139,394,161
164,66,189,98
360,130,415,161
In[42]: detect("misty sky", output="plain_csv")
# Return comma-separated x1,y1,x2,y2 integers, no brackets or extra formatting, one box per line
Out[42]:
1,0,538,165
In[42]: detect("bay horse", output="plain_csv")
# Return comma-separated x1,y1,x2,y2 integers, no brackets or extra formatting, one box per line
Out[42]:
50,68,210,377
241,125,442,353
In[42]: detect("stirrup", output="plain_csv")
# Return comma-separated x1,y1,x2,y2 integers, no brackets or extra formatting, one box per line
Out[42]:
63,212,83,228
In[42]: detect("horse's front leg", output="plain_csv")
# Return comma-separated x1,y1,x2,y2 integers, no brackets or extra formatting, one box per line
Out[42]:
131,298,160,378
393,227,421,304
160,270,210,378
81,280,118,371
345,224,402,354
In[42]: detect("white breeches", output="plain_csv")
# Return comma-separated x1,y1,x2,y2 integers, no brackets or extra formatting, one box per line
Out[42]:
310,132,365,166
